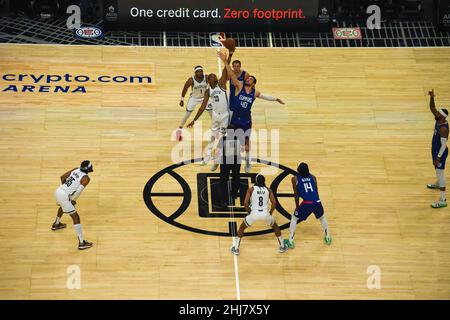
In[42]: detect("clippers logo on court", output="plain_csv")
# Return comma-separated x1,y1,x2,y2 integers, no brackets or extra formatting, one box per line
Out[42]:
74,26,104,39
143,158,296,237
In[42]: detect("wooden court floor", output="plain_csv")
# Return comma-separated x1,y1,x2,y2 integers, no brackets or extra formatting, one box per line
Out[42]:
0,44,449,299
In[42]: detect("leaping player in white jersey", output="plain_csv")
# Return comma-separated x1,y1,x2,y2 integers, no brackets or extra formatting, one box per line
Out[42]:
187,53,230,169
52,160,93,250
231,174,288,255
176,66,210,141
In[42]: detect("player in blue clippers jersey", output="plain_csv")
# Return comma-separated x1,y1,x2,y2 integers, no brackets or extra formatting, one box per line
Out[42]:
225,51,249,114
228,59,248,113
426,89,449,208
219,50,285,173
284,162,332,249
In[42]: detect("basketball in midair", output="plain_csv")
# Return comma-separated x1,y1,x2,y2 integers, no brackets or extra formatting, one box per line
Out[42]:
222,38,237,51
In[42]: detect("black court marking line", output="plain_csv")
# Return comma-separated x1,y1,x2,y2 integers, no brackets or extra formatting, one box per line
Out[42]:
150,192,184,196
197,173,252,218
276,193,295,197
143,157,296,237
143,161,193,223
227,179,237,238
228,221,238,236
167,170,192,220
267,167,296,221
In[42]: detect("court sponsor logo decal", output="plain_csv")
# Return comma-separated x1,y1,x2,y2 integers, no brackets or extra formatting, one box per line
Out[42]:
66,265,81,290
74,26,104,40
367,265,381,289
143,158,296,237
332,27,363,40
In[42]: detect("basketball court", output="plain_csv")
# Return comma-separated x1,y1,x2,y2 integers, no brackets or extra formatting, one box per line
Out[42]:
1,43,450,299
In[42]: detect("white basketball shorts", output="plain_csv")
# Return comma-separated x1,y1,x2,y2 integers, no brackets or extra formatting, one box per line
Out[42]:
54,187,76,214
211,110,230,133
244,209,275,227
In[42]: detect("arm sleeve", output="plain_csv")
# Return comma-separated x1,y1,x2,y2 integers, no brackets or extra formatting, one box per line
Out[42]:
70,185,85,201
438,137,448,157
258,93,277,101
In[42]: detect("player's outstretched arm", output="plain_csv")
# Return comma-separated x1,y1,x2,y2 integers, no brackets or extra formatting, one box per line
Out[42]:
219,63,228,90
226,49,234,65
187,90,210,128
180,78,193,107
255,90,285,104
429,89,439,117
268,189,277,214
244,187,253,213
60,168,76,184
226,51,234,80
218,51,242,93
291,176,300,208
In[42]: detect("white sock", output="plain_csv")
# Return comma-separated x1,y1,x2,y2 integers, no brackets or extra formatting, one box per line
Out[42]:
289,216,298,242
207,143,213,156
277,236,284,246
179,111,192,127
436,168,446,202
234,237,241,248
205,137,215,159
74,224,83,243
55,217,61,224
245,152,250,164
319,216,329,236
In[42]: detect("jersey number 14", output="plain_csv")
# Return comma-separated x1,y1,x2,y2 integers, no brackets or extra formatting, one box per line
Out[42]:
303,182,313,193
